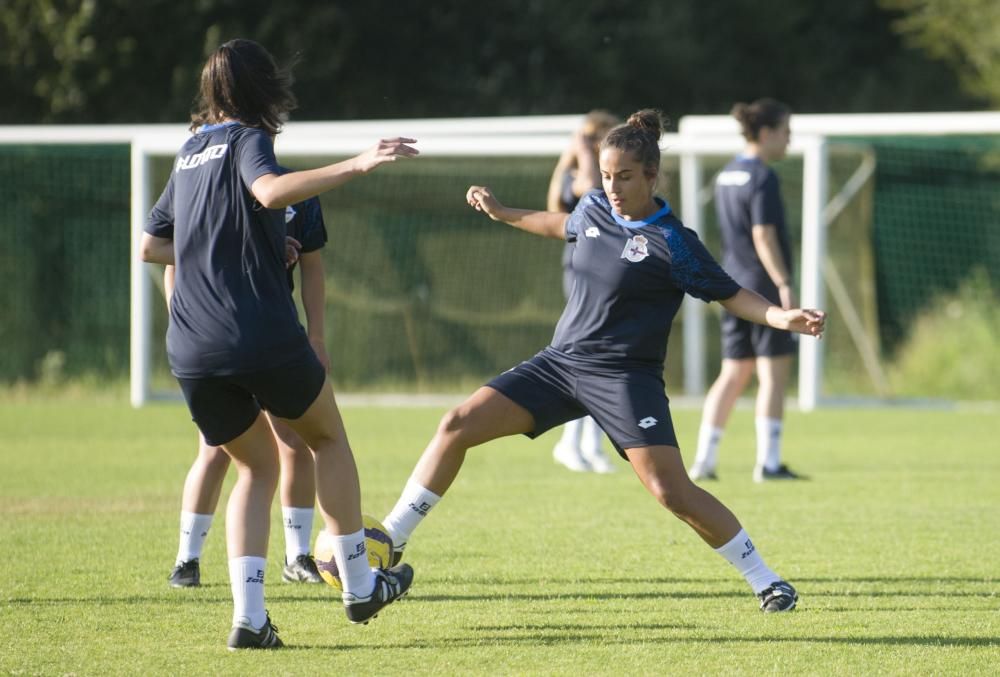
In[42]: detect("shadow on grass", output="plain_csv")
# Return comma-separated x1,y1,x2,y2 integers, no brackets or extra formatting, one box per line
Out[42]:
266,632,1000,652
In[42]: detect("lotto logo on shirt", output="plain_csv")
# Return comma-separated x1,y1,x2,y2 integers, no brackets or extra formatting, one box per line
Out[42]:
175,144,228,172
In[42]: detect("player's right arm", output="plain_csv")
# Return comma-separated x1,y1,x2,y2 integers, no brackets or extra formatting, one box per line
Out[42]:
751,224,795,308
251,137,419,209
466,185,568,239
139,233,175,265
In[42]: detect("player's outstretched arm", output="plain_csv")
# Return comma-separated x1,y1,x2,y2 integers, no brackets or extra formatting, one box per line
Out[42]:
720,288,826,338
466,185,568,239
252,137,419,209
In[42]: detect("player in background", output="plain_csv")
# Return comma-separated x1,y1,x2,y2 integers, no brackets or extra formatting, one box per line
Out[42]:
155,195,329,588
139,39,417,649
382,110,824,613
689,98,806,483
546,110,620,474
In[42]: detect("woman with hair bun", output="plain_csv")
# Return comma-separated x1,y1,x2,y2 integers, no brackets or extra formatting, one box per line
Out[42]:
380,109,824,613
690,98,805,484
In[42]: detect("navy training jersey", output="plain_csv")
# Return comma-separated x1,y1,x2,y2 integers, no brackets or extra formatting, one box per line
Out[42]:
551,190,741,369
145,121,310,378
283,195,328,292
714,155,793,301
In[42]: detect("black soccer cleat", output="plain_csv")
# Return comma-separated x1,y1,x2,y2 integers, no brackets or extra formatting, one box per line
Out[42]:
282,554,324,584
167,559,200,588
757,581,798,613
343,564,414,624
227,613,284,650
754,464,807,483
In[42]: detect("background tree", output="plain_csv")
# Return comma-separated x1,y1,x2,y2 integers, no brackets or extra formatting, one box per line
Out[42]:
0,0,988,126
881,0,1000,106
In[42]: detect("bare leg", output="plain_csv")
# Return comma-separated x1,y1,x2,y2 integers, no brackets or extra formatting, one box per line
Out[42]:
181,433,231,515
278,379,362,535
701,358,754,428
267,415,315,509
755,355,791,420
627,444,741,548
411,387,535,496
220,414,280,557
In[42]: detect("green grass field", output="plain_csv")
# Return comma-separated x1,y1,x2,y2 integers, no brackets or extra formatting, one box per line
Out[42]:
1,400,997,675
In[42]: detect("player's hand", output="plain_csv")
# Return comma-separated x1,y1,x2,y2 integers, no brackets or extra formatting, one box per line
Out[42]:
354,138,419,173
309,335,331,372
466,185,504,221
285,237,302,268
779,284,797,310
782,309,826,338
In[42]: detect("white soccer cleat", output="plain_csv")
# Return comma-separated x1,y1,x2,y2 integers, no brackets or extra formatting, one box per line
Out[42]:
582,448,617,474
552,443,590,472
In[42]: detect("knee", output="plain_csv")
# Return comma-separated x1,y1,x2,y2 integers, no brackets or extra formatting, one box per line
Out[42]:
436,405,477,446
648,477,696,517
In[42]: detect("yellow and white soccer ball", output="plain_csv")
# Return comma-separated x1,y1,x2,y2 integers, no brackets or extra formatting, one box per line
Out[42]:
314,514,395,591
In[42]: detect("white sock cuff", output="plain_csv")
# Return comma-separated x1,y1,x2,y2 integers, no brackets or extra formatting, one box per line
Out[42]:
714,529,754,564
755,417,782,431
405,477,442,503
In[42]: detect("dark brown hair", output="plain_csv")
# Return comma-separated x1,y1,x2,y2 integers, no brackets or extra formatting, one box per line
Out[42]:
190,39,297,135
601,108,667,175
731,98,790,141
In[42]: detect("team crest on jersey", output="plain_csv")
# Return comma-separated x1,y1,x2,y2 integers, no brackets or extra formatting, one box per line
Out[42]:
621,234,650,263
284,205,297,223
585,226,600,238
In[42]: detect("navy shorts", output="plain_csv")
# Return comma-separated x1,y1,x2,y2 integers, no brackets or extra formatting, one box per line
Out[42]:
721,310,797,360
487,349,678,460
176,348,327,446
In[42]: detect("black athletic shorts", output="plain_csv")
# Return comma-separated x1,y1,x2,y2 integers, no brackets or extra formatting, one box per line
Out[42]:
721,310,797,359
487,348,678,460
176,347,326,446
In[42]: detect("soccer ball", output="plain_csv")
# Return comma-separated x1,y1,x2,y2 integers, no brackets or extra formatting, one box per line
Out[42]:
314,514,395,591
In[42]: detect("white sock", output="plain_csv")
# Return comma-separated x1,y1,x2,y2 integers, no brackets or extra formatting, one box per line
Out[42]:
282,506,314,563
382,478,442,547
714,529,780,594
324,529,375,597
691,424,723,470
559,418,583,448
229,556,268,628
755,417,782,471
176,511,213,564
579,416,604,459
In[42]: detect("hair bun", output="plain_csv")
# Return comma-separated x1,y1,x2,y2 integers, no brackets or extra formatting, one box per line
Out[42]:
626,109,666,137
730,102,749,125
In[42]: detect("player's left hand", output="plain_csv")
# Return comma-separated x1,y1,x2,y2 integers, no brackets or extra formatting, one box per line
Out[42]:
285,236,302,268
309,335,331,372
783,309,826,338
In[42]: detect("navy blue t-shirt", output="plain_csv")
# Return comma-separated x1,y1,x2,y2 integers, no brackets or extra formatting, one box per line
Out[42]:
714,155,793,302
145,121,310,378
283,196,327,291
551,190,741,370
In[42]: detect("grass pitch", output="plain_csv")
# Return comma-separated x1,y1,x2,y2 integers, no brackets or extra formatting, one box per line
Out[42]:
1,400,997,675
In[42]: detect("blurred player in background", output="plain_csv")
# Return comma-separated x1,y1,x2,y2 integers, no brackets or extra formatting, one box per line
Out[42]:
689,98,806,483
382,109,825,613
152,194,329,589
547,110,620,474
139,38,417,649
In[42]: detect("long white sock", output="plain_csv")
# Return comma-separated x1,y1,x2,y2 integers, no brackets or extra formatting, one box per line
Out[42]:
325,529,375,597
559,418,583,448
691,424,723,470
176,511,213,564
229,556,268,628
282,506,314,562
755,417,782,471
714,529,780,594
579,416,604,459
382,478,442,547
